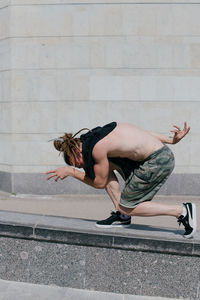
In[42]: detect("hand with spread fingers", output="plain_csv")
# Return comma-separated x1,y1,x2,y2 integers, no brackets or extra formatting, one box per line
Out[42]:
46,166,74,182
171,121,190,144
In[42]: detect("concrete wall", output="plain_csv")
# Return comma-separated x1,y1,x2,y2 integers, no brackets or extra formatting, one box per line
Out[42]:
0,0,200,194
0,1,12,191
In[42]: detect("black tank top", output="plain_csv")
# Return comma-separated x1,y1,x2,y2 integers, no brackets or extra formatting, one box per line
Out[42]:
80,121,138,180
80,122,117,179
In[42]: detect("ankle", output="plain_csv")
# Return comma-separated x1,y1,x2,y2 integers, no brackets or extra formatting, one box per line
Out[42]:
177,204,186,218
119,213,130,220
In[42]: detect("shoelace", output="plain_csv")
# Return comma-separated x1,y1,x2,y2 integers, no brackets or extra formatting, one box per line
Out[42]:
177,215,190,228
177,216,183,226
110,211,117,216
103,211,118,222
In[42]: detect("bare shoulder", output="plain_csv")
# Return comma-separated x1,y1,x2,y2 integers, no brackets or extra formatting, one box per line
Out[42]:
92,138,109,162
91,122,141,161
92,122,136,156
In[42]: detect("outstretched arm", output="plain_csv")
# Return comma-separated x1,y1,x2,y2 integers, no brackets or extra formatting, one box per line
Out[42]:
46,146,110,189
150,122,190,144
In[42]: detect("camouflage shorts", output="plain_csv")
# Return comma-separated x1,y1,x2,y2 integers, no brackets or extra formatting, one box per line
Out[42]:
120,145,175,209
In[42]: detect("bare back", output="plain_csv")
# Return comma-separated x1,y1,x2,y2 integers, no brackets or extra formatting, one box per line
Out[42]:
93,123,164,162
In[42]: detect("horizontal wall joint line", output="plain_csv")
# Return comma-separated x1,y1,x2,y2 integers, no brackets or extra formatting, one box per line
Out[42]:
9,2,200,7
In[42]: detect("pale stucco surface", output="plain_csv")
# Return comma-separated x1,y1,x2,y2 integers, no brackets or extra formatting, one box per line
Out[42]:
0,0,199,193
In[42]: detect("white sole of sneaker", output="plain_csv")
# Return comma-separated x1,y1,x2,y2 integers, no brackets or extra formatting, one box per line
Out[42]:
184,203,197,239
95,224,131,229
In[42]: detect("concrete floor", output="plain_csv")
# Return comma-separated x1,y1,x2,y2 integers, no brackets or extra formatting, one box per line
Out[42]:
0,191,199,230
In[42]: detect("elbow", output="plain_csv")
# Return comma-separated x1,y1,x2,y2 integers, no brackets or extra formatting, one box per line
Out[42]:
95,180,107,189
95,183,106,189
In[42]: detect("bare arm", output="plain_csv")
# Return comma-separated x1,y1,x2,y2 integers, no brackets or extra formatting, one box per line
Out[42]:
46,146,110,189
149,132,173,144
150,122,190,144
71,156,109,189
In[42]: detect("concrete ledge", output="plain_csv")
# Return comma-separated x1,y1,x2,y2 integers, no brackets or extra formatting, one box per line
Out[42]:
0,211,200,299
0,210,199,256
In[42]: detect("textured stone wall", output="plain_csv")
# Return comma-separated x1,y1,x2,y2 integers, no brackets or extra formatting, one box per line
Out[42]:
0,0,200,193
0,236,200,299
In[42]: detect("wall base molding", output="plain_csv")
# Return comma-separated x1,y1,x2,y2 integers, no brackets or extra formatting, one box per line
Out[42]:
0,171,199,195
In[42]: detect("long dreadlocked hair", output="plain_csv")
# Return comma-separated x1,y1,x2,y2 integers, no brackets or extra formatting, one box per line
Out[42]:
52,128,90,166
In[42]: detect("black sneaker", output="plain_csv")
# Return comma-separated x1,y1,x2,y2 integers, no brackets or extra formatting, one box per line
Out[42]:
95,211,131,228
177,203,197,238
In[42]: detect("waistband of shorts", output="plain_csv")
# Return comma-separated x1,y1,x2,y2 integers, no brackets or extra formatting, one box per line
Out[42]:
142,145,170,163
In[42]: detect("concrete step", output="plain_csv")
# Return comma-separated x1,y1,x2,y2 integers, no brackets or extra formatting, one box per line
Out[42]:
0,210,199,299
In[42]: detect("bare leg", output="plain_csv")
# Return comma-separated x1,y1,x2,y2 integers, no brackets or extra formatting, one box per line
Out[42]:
96,170,130,227
105,169,182,219
118,201,182,218
105,170,121,210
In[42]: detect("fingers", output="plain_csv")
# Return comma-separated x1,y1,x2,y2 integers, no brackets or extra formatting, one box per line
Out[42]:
46,174,62,181
187,126,191,133
46,170,56,175
184,121,187,129
173,125,181,131
46,174,57,181
173,122,191,134
170,130,178,134
184,121,191,133
46,170,65,182
46,169,59,180
46,169,60,181
54,176,59,182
